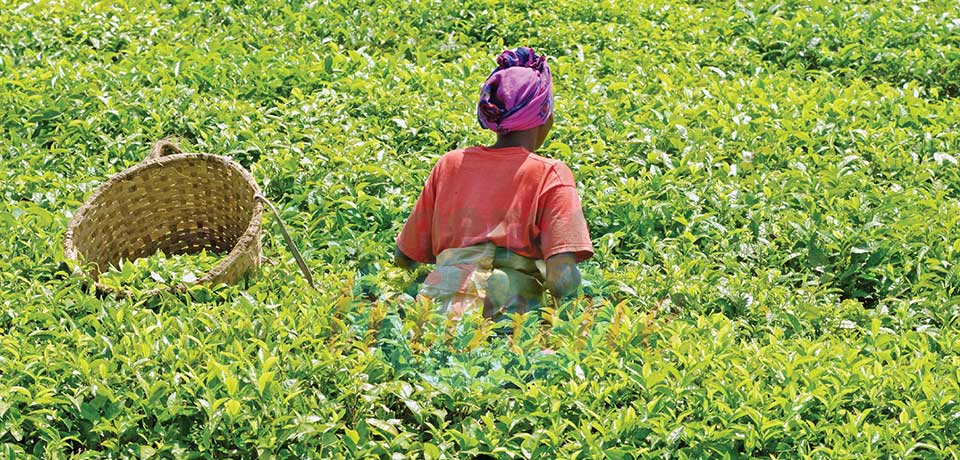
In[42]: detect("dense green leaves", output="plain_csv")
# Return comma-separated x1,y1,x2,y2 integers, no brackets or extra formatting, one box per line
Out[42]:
2,0,960,458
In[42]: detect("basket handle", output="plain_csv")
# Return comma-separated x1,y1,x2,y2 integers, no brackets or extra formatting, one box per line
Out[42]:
147,139,183,160
255,194,318,291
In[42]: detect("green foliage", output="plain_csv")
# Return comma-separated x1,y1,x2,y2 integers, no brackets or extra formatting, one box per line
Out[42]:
2,0,960,458
97,250,222,293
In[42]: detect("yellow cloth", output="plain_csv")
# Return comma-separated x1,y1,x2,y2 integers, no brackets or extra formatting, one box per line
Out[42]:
418,243,546,320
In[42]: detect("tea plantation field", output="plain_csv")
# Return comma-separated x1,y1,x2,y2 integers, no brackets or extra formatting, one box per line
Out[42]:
3,0,960,458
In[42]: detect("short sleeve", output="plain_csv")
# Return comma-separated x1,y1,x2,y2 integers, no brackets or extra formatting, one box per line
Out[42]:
537,163,594,261
397,163,439,263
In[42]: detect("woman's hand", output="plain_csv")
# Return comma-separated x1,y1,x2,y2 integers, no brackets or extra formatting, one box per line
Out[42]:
545,252,580,299
394,246,419,270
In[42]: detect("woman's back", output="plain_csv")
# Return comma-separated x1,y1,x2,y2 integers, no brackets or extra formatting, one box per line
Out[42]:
397,146,592,264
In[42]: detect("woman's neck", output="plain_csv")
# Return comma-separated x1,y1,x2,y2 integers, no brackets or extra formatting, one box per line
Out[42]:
489,132,538,152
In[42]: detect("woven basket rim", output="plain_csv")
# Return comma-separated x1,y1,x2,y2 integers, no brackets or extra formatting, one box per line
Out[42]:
64,152,264,296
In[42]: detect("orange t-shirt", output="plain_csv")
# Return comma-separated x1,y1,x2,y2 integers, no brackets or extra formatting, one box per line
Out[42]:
397,146,593,263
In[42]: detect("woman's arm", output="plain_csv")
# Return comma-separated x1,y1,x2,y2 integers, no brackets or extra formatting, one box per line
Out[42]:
537,162,593,298
544,252,581,299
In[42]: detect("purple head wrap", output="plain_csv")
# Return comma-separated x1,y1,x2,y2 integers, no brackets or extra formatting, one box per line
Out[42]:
477,47,553,134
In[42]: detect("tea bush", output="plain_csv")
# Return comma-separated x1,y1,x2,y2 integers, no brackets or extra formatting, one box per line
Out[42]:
2,0,959,458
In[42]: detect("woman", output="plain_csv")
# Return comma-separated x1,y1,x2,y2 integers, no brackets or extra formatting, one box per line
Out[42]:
395,47,593,320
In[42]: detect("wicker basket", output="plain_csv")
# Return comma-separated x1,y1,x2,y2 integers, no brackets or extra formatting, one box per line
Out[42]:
64,140,264,296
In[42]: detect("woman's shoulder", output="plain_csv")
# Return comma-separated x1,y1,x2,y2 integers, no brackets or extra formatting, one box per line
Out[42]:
445,146,572,176
525,151,566,166
435,148,469,168
525,152,573,175
522,154,577,188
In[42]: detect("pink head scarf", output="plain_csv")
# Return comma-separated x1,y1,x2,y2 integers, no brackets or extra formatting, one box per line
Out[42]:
477,47,553,134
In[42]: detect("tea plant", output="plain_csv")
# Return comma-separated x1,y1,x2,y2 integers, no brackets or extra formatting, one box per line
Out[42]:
96,250,223,293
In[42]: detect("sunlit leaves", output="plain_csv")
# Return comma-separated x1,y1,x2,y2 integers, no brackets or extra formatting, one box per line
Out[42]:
2,0,960,458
